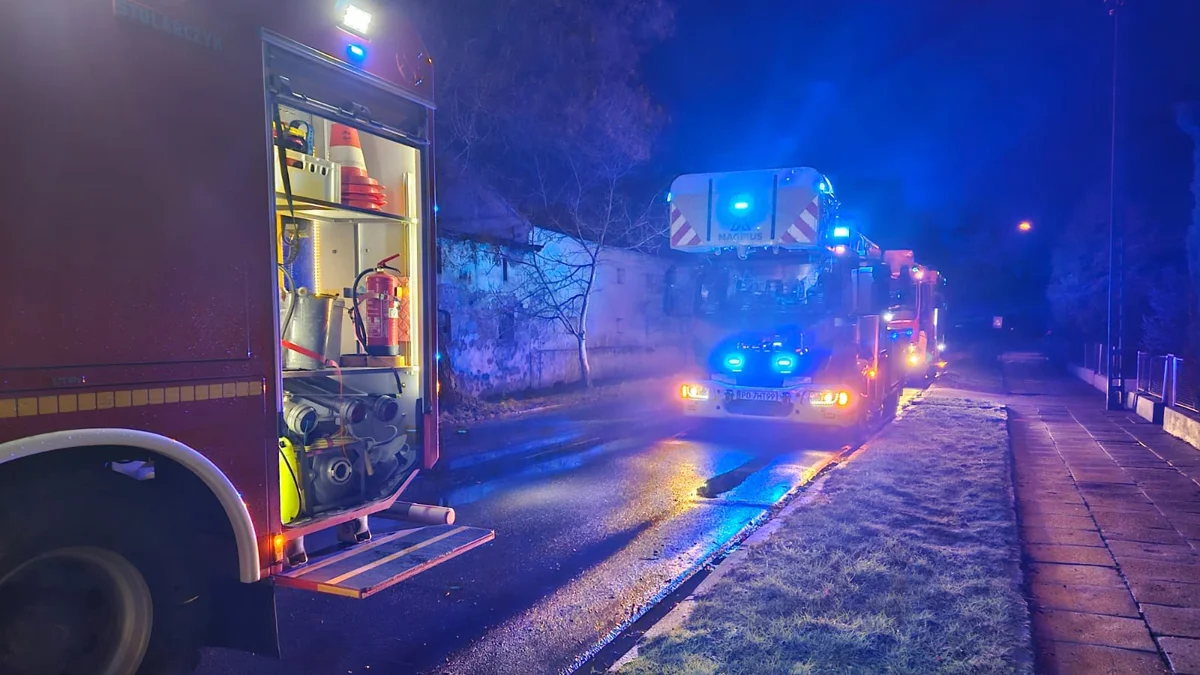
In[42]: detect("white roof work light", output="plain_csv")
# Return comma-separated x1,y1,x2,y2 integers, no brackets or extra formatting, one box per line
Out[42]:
339,3,373,39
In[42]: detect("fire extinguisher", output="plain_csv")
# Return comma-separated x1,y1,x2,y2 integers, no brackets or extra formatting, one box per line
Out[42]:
352,255,403,356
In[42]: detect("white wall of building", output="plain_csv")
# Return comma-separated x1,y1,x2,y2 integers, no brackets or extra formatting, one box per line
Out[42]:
437,231,690,398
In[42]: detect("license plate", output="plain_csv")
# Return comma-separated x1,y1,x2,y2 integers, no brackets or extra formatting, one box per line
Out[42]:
733,389,782,402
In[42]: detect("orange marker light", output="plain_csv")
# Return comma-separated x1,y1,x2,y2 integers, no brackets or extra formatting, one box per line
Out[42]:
272,534,286,563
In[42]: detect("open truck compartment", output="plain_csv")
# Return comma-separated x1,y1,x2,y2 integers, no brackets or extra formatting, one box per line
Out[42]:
273,99,425,527
264,34,492,583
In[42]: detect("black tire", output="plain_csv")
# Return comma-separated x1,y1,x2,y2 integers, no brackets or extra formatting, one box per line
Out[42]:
0,468,207,675
847,403,871,446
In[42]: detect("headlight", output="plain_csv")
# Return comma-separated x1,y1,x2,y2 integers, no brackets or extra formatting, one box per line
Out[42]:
907,353,922,367
810,390,852,407
680,384,710,400
810,391,836,406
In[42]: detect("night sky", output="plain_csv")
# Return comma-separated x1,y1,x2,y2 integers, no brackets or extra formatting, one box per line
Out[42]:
644,0,1199,319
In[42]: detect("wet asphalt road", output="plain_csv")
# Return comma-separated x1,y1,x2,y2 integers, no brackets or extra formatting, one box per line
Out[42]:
199,399,848,675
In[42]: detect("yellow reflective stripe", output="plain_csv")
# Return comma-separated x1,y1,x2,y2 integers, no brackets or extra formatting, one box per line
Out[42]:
0,381,264,418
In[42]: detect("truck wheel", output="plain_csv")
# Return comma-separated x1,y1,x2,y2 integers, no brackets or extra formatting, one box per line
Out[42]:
0,469,206,675
849,406,871,445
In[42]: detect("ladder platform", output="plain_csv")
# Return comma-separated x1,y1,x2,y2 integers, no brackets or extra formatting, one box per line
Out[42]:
275,524,494,599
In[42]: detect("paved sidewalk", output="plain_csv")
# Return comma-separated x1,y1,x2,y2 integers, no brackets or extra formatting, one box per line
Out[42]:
1004,355,1200,674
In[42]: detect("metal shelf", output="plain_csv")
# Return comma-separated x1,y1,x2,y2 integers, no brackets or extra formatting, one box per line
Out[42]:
282,366,403,379
276,194,412,225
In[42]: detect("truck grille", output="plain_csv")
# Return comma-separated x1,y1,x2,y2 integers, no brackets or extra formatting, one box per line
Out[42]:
725,399,794,418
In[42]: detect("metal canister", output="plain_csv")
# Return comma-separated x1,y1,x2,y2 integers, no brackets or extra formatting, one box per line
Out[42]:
282,288,345,370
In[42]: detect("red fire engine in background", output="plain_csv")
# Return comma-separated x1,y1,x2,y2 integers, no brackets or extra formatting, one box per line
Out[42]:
882,250,948,384
0,1,491,672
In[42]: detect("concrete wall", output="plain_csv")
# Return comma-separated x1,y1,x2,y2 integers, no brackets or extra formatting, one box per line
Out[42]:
1070,365,1106,392
1165,407,1200,449
437,233,690,398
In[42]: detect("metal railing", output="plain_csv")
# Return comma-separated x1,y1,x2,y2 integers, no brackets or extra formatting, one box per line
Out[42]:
1075,344,1200,415
1080,343,1127,379
1075,343,1182,403
1136,352,1151,393
1120,348,1194,412
1177,359,1200,414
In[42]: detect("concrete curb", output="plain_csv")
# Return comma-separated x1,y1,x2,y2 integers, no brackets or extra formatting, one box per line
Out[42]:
1001,410,1038,675
440,378,678,430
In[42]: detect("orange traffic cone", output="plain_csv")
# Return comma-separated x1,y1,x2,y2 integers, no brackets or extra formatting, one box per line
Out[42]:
329,123,387,210
330,123,368,180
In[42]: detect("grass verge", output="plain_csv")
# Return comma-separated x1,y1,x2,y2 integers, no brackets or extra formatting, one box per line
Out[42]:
619,395,1032,675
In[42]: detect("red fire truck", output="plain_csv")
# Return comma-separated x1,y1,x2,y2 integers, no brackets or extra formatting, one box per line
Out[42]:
0,2,492,672
882,250,948,384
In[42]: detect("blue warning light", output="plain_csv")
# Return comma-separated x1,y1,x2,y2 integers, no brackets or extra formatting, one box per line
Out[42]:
347,43,367,63
774,355,796,374
732,199,750,211
833,226,850,239
724,353,745,373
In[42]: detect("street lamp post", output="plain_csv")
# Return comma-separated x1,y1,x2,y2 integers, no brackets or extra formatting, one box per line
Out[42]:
1104,0,1125,410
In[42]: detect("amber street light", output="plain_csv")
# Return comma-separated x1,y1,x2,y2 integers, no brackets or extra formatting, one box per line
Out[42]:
1018,221,1032,232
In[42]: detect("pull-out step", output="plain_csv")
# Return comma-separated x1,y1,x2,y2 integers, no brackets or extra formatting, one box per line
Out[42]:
276,524,494,599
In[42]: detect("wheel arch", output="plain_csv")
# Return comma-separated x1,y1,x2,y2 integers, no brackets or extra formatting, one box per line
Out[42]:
0,428,261,583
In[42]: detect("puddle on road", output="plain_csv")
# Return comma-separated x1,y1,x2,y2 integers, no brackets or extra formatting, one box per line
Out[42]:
696,455,774,498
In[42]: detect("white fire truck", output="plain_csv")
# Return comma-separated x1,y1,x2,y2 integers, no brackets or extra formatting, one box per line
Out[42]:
670,167,905,434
